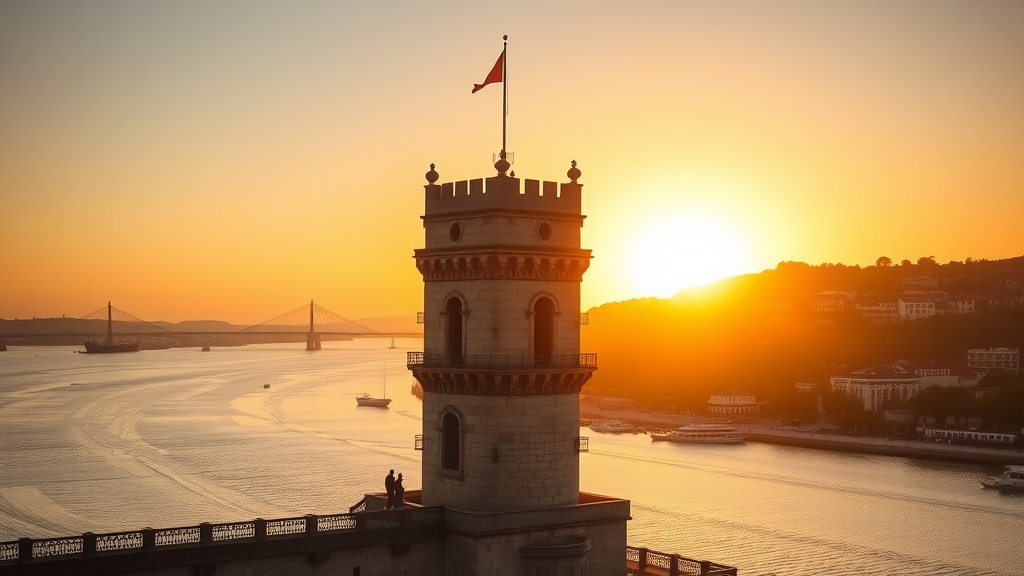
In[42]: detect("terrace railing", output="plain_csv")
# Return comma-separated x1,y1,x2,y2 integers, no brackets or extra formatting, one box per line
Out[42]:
627,545,738,576
0,507,444,566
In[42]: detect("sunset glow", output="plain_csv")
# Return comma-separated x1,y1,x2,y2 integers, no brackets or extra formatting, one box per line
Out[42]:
629,216,752,298
2,1,1022,323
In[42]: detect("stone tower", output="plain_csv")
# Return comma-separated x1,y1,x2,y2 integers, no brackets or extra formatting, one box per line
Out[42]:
408,159,628,575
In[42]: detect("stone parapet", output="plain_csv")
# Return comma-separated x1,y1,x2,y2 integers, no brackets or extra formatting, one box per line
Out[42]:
424,176,582,217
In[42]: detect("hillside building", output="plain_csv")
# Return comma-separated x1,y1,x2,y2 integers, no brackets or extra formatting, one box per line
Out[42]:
967,347,1020,372
830,364,920,412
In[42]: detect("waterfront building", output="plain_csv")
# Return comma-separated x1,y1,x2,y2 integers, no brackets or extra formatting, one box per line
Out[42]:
707,390,759,416
829,364,920,412
967,347,1020,372
408,158,629,575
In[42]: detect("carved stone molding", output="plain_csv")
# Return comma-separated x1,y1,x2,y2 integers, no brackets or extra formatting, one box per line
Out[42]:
416,256,590,282
411,369,594,396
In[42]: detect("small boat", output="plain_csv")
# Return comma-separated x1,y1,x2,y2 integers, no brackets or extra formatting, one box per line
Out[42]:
651,424,745,444
980,465,1024,491
201,336,211,352
357,362,391,408
84,302,139,354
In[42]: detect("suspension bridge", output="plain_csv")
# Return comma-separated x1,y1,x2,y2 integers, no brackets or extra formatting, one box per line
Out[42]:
0,300,421,351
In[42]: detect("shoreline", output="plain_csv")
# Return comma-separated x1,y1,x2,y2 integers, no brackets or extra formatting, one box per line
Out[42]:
581,404,1024,467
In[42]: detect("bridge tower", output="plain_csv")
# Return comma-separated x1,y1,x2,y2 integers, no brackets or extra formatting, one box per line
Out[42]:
409,158,628,575
306,299,321,351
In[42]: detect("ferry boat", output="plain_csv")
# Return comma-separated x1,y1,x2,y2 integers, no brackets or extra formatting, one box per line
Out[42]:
651,424,745,445
980,465,1024,491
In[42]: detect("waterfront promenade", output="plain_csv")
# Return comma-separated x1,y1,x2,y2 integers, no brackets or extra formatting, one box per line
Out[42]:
581,402,1024,466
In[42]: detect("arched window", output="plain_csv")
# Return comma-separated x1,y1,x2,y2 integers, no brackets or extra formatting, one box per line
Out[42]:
533,296,556,364
445,297,463,362
441,411,461,471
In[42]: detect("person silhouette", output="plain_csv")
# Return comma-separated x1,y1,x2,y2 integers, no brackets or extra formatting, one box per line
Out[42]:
384,469,396,509
395,472,405,507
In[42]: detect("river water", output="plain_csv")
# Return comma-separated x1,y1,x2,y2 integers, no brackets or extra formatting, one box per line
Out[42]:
1,343,1020,576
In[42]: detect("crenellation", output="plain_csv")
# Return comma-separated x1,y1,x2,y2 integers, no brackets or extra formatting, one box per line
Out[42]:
424,173,581,216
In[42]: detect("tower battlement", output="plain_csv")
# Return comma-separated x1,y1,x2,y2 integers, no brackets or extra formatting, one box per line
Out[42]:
423,164,582,217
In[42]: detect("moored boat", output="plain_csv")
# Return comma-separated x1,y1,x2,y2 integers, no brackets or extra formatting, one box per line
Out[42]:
980,465,1024,491
356,394,392,408
357,361,391,408
651,424,745,444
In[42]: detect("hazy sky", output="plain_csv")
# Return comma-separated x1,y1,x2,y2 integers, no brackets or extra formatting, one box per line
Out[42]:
2,1,1022,324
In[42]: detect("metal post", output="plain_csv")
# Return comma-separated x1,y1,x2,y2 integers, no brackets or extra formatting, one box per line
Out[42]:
17,538,31,563
305,514,318,537
501,35,508,159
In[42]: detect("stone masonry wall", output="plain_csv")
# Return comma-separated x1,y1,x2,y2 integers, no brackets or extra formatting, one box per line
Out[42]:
421,392,580,510
422,279,581,357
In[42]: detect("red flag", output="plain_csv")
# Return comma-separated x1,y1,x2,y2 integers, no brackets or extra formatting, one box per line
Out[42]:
472,51,504,94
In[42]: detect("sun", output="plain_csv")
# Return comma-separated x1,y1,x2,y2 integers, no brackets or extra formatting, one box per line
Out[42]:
628,216,751,298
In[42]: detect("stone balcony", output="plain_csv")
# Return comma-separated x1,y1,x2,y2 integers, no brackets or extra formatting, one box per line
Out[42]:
407,353,597,396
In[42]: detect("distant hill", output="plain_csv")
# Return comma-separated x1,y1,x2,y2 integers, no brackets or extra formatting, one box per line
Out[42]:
581,256,1024,410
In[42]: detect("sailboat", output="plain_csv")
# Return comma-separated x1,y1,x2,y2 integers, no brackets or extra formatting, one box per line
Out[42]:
83,302,139,353
356,362,391,408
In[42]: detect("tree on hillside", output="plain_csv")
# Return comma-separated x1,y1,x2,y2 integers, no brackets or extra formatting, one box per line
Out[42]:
900,259,912,267
876,256,892,267
917,255,937,267
822,390,865,431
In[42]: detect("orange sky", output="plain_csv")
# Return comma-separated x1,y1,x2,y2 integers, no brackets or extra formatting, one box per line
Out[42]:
2,1,1023,325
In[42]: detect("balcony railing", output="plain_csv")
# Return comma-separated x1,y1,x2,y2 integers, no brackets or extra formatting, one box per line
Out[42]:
407,352,597,369
627,546,737,576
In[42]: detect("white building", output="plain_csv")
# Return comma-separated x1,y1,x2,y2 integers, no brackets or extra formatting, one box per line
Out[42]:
707,390,759,416
898,298,936,320
830,364,920,412
967,347,1020,372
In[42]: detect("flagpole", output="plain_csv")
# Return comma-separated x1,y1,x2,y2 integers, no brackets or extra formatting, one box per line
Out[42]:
501,35,508,160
